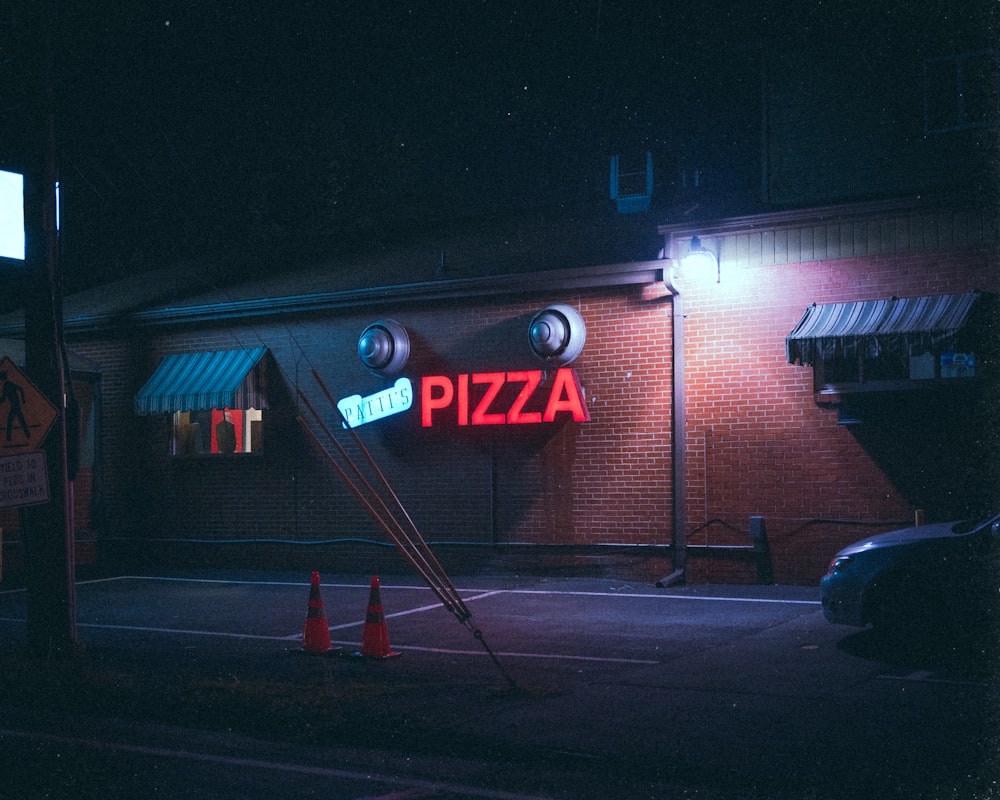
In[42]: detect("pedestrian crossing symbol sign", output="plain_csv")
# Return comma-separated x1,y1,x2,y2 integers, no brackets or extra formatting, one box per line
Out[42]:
0,356,59,452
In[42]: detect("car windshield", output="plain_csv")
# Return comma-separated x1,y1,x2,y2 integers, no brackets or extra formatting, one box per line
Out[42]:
951,514,999,534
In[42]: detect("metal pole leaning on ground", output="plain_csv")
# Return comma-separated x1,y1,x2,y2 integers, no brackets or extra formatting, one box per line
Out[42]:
328,398,516,688
294,393,450,607
296,377,518,689
310,370,470,618
299,376,475,621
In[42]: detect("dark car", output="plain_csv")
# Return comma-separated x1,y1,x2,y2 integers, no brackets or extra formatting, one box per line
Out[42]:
820,513,1000,636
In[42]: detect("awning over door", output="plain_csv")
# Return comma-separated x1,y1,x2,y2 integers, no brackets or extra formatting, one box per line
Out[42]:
786,292,982,365
135,347,268,414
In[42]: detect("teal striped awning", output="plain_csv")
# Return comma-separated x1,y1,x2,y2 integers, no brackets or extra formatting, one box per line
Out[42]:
135,347,268,414
787,292,982,365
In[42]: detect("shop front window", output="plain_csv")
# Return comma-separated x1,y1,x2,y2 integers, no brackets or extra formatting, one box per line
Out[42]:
172,408,263,456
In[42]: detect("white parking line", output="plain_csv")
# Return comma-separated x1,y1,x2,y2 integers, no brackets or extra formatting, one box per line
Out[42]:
75,622,293,641
878,672,990,688
499,588,820,605
0,576,817,665
339,642,659,665
15,574,820,605
2,610,657,664
0,728,557,800
326,591,504,633
3,615,660,665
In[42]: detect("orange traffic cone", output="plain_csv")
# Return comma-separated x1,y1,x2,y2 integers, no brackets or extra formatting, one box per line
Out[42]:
301,571,333,654
359,575,400,658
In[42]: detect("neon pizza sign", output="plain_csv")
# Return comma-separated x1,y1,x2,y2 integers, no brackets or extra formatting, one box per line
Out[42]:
337,368,589,430
420,368,589,427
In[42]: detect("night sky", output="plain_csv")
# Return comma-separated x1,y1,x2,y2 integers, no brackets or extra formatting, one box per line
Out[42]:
1,0,984,291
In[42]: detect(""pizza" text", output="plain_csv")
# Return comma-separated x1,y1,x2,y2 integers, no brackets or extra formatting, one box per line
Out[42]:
420,368,590,427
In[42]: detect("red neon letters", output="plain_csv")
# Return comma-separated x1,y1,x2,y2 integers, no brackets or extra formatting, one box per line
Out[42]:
421,368,590,427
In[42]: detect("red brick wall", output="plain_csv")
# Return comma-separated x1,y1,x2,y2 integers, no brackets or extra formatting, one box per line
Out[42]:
65,285,675,573
54,205,999,586
676,240,999,584
493,288,673,546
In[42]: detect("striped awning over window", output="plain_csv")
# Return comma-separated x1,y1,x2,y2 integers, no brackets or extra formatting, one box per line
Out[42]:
787,292,982,365
135,347,268,414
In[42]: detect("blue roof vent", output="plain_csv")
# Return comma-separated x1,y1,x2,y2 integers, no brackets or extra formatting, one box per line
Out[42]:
609,152,653,214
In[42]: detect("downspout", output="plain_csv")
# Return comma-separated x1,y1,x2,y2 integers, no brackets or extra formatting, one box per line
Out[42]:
657,252,687,587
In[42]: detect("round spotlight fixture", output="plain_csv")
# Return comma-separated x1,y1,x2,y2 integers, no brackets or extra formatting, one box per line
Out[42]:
528,304,586,366
357,319,410,376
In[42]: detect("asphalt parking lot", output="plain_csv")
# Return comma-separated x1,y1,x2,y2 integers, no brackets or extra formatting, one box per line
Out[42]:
0,570,997,800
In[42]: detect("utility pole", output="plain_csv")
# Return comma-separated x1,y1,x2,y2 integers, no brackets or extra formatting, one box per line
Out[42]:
19,0,77,656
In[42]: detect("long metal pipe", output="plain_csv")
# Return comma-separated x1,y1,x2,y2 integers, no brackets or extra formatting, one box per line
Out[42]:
657,256,687,587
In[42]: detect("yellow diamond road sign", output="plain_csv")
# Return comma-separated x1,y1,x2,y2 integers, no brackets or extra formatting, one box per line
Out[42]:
0,356,59,452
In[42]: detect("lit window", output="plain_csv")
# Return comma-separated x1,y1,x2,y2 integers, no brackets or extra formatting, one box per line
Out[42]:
172,408,263,456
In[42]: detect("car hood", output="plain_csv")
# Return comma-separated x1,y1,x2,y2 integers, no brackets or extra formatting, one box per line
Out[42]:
838,520,964,556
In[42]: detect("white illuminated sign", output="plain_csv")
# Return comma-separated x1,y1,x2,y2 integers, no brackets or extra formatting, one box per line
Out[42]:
338,377,413,428
0,170,25,261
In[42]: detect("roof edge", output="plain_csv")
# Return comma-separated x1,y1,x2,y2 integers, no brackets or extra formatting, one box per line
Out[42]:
0,260,668,337
657,196,991,239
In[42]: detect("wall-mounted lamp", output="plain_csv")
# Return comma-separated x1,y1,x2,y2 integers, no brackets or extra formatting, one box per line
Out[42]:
528,304,587,366
358,319,410,376
682,236,720,283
